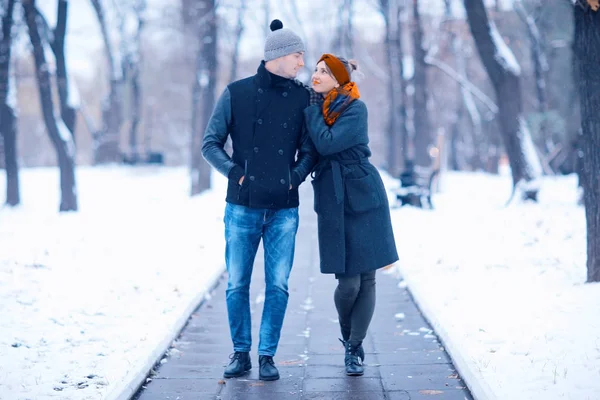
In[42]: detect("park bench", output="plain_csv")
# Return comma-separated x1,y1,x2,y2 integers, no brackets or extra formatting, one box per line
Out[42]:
392,162,439,209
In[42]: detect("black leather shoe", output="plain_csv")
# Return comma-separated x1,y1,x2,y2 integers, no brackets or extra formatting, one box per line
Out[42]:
344,342,364,376
339,338,365,363
223,352,251,378
258,355,280,381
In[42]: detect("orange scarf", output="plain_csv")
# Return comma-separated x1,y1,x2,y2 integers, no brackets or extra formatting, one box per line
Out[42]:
322,82,360,126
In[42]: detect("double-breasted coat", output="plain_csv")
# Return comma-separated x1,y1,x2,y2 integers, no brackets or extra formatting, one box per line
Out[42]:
304,99,399,276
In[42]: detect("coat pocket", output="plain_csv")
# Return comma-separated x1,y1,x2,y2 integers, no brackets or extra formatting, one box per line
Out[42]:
345,173,381,214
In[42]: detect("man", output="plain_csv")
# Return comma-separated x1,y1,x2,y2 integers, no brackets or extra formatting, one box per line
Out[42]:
201,19,317,381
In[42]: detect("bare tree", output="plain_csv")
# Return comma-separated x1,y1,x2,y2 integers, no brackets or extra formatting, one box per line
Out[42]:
411,0,432,167
263,0,270,37
0,0,18,206
23,0,77,211
121,0,146,163
190,0,217,195
515,0,550,152
573,0,600,282
48,0,78,139
229,0,246,82
333,0,354,57
90,0,124,164
464,0,542,198
378,0,408,175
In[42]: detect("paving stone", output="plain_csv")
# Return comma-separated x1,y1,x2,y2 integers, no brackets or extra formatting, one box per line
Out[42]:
388,390,474,400
136,378,222,395
303,364,380,379
374,349,452,365
302,392,387,400
303,377,383,392
379,364,466,391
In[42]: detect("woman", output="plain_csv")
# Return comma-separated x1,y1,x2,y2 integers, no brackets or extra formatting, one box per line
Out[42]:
304,54,399,376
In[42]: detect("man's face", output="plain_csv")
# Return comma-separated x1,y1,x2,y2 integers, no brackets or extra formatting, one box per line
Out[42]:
275,52,305,79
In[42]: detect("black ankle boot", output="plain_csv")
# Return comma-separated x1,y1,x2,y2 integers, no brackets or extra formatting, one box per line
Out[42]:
339,338,365,363
344,341,364,376
259,355,280,381
223,352,251,378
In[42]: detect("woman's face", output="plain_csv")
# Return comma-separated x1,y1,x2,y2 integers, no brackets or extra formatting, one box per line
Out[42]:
311,61,339,94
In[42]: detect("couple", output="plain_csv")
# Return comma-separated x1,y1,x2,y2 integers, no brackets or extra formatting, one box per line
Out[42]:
201,20,398,381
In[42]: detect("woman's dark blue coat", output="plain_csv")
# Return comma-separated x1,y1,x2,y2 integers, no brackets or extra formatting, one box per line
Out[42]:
304,99,399,276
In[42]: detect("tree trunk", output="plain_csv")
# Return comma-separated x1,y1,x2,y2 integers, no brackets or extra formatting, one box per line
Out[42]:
0,132,4,170
396,4,410,170
263,0,270,38
1,0,19,206
90,0,123,164
23,0,77,212
515,1,550,152
411,0,432,167
381,1,399,174
379,0,406,176
125,3,145,163
50,0,77,139
190,0,217,195
333,0,354,57
464,0,542,194
573,3,600,283
2,104,18,206
229,0,246,82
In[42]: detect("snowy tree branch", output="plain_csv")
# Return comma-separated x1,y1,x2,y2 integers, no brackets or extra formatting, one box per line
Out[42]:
424,55,499,115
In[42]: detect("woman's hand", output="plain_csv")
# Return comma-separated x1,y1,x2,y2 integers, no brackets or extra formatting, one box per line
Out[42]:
309,88,323,107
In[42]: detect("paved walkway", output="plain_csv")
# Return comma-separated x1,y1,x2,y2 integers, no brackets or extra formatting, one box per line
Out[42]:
134,187,473,400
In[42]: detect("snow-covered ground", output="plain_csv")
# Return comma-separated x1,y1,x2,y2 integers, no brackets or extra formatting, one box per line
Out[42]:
0,167,228,400
381,171,599,400
1,166,597,400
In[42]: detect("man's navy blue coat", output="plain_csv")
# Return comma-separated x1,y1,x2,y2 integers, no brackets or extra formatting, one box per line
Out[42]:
202,62,317,209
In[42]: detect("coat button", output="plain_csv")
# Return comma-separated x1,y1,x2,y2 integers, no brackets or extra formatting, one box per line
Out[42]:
258,88,263,94
283,123,288,128
280,179,286,185
257,118,263,124
254,147,259,153
282,92,288,97
278,149,284,155
250,176,255,181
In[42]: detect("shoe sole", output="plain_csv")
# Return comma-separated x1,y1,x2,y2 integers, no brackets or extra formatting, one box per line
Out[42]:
346,371,364,376
259,374,280,381
223,365,252,379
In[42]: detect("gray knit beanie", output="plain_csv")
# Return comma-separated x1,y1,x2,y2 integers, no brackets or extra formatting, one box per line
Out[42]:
264,19,305,61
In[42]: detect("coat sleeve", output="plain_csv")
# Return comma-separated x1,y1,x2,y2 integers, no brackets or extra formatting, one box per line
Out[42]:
201,87,244,184
303,101,368,156
290,121,318,188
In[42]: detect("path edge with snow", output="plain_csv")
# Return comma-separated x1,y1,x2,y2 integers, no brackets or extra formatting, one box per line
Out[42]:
104,265,226,400
402,273,498,400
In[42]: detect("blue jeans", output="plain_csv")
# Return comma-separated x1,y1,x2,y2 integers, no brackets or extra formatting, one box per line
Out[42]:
224,203,299,357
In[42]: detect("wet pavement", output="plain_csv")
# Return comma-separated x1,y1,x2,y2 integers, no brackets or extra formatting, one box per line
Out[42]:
134,186,473,400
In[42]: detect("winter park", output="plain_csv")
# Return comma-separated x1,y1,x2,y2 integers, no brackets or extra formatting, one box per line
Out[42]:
1,0,599,399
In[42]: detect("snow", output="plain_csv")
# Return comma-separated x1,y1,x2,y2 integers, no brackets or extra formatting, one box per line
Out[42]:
381,170,600,400
518,116,543,178
56,118,76,157
0,167,227,400
67,75,81,108
7,73,18,110
489,22,522,76
2,165,596,399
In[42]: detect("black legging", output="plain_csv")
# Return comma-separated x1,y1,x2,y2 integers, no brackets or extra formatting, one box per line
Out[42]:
334,271,376,346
